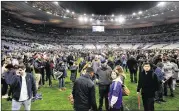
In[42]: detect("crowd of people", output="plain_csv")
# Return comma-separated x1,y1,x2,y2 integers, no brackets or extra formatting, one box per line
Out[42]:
1,48,179,111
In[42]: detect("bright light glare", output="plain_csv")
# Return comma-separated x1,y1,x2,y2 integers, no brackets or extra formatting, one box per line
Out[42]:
78,17,83,21
132,13,136,16
112,14,114,17
118,17,125,23
138,11,143,15
157,2,166,7
92,14,94,16
90,18,93,21
53,2,58,5
66,9,70,13
111,19,114,21
72,12,75,14
84,17,88,22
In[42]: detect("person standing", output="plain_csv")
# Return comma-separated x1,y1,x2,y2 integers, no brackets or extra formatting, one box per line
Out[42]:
72,67,97,111
170,58,179,90
70,63,78,84
137,62,158,111
45,58,52,87
96,60,112,111
109,71,123,111
5,64,37,111
163,54,178,97
127,55,138,83
154,62,166,103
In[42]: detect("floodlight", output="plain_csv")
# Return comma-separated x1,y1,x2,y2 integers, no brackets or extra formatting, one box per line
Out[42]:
53,2,58,5
112,14,114,17
90,18,93,21
72,12,75,14
92,14,94,16
118,16,125,23
132,13,136,16
138,11,143,15
66,9,70,13
78,16,83,21
84,17,88,22
157,2,166,7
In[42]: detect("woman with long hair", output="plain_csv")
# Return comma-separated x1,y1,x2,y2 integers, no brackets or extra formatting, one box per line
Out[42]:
114,65,126,84
109,71,123,111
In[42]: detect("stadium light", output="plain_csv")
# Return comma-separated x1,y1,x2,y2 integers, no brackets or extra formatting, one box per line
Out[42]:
157,2,166,7
53,2,58,5
92,14,94,16
90,18,93,21
84,17,88,22
132,13,136,16
78,16,83,21
66,9,70,13
118,16,125,23
138,11,143,15
72,12,75,14
112,14,114,17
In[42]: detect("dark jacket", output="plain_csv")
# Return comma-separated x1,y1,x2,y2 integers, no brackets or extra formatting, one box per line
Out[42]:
70,65,78,82
96,66,112,85
5,73,37,101
45,61,51,75
79,61,86,72
127,57,138,71
72,74,97,111
107,60,115,70
137,70,159,97
55,64,67,78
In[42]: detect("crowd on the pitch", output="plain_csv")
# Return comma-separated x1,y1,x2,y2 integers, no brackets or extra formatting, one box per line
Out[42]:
1,49,179,111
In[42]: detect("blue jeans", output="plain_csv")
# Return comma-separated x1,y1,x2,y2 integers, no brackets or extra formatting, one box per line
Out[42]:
59,78,65,88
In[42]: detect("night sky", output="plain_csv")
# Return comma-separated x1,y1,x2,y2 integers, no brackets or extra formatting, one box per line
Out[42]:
60,1,158,15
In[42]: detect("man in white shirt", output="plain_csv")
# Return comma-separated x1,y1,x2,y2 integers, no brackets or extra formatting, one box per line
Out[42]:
6,64,36,111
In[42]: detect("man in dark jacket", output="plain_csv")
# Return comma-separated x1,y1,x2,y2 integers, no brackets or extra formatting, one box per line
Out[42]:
127,55,138,83
96,60,112,111
5,64,37,110
72,67,97,111
45,59,52,87
137,62,158,111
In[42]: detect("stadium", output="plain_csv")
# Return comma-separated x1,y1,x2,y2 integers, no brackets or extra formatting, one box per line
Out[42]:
1,1,179,111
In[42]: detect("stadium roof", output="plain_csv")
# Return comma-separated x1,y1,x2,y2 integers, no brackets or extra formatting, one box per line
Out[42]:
2,1,179,29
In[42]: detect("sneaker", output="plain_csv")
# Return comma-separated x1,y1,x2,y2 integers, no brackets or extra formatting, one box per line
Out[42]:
170,94,174,97
2,94,8,99
62,87,67,90
59,89,63,91
160,99,167,102
156,101,161,104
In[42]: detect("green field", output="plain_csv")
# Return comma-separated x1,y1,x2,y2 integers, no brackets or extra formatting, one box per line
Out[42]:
2,60,179,110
